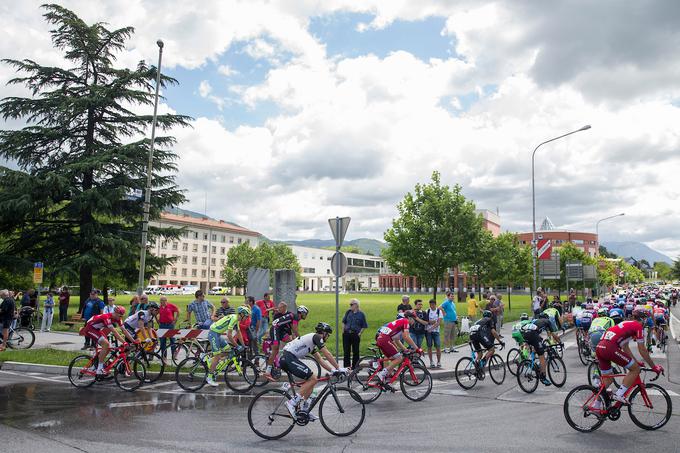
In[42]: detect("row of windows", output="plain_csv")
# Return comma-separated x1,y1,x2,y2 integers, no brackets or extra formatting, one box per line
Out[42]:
158,254,225,268
160,241,248,253
180,231,248,244
166,268,217,278
520,239,597,246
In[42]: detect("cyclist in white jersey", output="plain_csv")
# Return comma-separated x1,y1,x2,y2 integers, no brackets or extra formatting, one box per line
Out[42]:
122,302,159,335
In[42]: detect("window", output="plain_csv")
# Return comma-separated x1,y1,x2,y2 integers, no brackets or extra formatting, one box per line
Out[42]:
304,253,308,259
182,243,188,251
311,255,316,260
212,246,216,254
181,268,187,277
220,235,225,243
572,239,584,245
220,247,225,254
237,238,242,244
192,244,198,252
202,245,208,253
212,234,217,241
203,233,208,240
303,267,316,273
211,258,216,265
201,257,207,265
192,231,199,239
191,269,197,277
172,242,178,250
229,236,234,243
182,231,189,238
220,259,225,265
245,239,250,244
201,270,207,278
210,270,216,278
181,256,187,264
161,253,166,258
160,241,167,249
171,268,177,276
191,257,197,264
320,256,323,260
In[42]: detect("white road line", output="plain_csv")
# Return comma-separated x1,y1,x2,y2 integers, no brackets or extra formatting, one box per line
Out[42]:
139,380,178,390
108,400,173,408
0,370,70,384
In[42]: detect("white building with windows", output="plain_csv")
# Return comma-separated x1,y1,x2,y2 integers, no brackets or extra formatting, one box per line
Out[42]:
290,245,385,291
148,212,261,291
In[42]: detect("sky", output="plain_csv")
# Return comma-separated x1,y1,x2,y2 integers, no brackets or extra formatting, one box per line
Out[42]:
1,1,680,258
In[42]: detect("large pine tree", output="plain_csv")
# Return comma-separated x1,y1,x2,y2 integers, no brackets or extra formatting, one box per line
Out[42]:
0,4,190,308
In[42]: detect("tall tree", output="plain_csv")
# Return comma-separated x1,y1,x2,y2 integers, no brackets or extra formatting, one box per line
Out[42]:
0,5,190,309
671,258,680,281
653,261,672,281
222,242,302,290
222,242,258,290
383,171,483,300
488,232,532,307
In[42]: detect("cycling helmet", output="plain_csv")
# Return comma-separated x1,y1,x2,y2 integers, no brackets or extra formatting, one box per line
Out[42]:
610,313,624,324
315,322,332,334
585,303,594,310
114,306,126,316
396,313,405,319
482,310,492,318
297,305,309,316
538,312,549,319
519,313,529,321
580,303,587,309
147,302,159,310
597,307,608,316
632,308,649,320
403,310,415,319
237,306,251,317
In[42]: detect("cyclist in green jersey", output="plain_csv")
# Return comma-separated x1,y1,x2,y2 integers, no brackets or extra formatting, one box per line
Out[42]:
206,305,250,386
511,313,532,345
542,305,562,332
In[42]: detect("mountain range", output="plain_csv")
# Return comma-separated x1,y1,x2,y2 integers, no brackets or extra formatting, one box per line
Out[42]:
601,241,673,264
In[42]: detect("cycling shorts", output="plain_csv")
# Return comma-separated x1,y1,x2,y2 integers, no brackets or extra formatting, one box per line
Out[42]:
83,326,107,343
654,316,667,326
279,351,313,380
521,331,545,355
577,319,591,331
470,331,494,351
269,325,292,345
208,330,230,353
645,318,654,328
589,331,604,351
376,334,400,359
595,340,635,372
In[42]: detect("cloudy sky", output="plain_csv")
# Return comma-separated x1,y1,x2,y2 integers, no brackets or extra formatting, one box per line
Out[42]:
2,1,680,257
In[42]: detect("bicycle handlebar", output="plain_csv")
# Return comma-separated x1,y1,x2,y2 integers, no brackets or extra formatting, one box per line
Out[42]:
641,367,663,381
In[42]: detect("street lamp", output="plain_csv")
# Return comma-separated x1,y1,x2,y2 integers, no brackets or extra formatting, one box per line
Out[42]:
137,39,164,296
594,212,625,296
531,125,591,296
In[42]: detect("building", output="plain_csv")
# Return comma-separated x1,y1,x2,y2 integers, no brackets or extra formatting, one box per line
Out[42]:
477,209,501,237
291,245,384,291
517,217,598,257
148,211,262,291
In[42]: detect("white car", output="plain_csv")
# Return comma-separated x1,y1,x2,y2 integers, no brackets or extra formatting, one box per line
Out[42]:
181,285,200,295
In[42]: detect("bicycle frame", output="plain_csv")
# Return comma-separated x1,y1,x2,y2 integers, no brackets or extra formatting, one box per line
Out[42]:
280,374,348,421
80,346,134,377
584,369,657,415
363,353,419,389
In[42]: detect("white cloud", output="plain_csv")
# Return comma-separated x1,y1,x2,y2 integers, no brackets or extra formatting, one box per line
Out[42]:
217,64,238,77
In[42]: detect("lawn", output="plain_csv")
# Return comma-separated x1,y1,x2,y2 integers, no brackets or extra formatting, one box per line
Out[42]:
47,292,534,355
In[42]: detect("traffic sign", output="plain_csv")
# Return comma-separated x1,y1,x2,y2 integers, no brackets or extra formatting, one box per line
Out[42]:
539,253,560,279
331,251,348,277
328,217,351,248
537,239,552,260
566,261,583,279
33,262,43,284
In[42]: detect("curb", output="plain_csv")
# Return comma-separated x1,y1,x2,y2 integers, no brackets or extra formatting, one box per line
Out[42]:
0,361,69,376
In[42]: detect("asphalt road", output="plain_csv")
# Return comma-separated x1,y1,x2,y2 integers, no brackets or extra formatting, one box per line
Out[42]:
3,321,680,452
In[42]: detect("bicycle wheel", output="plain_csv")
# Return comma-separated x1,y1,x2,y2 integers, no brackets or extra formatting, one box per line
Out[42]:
506,348,521,376
319,387,365,437
7,327,35,349
548,356,567,388
175,357,208,392
347,363,382,403
400,363,432,401
516,360,539,394
628,384,672,430
114,357,146,392
586,361,620,389
563,384,607,432
224,357,258,393
350,356,380,385
488,354,506,385
251,354,269,387
455,357,478,390
247,389,295,440
137,351,165,383
171,343,190,366
67,355,97,388
577,342,590,366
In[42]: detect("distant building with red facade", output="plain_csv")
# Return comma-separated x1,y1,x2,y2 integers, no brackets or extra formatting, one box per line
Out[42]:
517,217,598,257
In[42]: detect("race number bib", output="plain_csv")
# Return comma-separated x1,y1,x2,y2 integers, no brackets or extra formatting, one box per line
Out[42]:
602,331,616,341
469,325,481,334
379,326,392,335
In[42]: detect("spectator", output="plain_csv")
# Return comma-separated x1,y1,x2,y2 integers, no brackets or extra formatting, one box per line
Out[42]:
40,291,55,332
247,296,262,355
411,299,427,349
29,289,38,310
552,295,563,316
58,287,70,322
497,294,505,329
81,290,104,350
342,298,368,369
440,291,459,353
0,289,16,352
425,299,444,368
215,297,235,318
20,289,32,307
186,290,215,329
256,292,274,343
138,294,150,312
568,288,576,312
467,292,479,322
485,294,501,326
397,295,412,313
102,297,117,314
128,295,140,316
158,296,179,359
532,287,543,318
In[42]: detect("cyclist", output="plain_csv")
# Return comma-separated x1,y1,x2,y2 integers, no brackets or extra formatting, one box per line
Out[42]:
609,302,625,321
206,305,249,387
652,301,669,347
542,304,563,333
282,322,347,419
624,297,636,319
520,312,560,386
263,303,309,381
511,313,532,347
122,301,159,338
588,308,614,352
595,308,663,404
376,310,421,383
82,306,136,375
469,310,504,367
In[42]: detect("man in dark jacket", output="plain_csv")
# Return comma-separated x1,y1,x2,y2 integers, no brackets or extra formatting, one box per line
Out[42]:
0,289,17,351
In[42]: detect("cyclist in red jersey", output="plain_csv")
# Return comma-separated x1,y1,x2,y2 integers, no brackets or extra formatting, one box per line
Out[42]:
595,308,663,404
83,306,136,375
376,311,421,382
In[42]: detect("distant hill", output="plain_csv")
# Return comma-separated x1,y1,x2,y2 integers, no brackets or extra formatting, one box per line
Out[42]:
601,241,673,264
283,238,387,256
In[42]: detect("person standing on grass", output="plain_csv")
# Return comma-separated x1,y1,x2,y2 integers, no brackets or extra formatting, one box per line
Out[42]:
411,299,428,349
397,295,412,313
497,294,505,329
40,291,55,332
342,299,368,368
256,292,274,343
186,290,215,329
81,290,104,350
102,297,117,314
129,295,140,316
58,286,70,322
158,296,179,358
532,287,543,318
485,294,501,327
247,296,262,355
0,289,17,352
426,299,444,368
215,297,235,318
440,291,459,353
467,292,479,322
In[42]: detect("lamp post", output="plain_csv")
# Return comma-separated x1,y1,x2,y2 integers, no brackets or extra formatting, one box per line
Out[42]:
531,125,591,296
137,40,164,296
594,212,625,296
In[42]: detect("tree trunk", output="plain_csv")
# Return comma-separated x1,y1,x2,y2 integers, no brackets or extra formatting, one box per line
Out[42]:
432,284,437,302
507,283,511,311
79,265,92,313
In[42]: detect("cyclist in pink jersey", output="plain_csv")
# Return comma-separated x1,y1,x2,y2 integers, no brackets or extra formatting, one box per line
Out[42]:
376,311,421,382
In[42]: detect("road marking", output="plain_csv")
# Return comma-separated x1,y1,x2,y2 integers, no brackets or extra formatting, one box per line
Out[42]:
0,370,70,384
108,400,173,408
432,389,469,397
140,380,178,390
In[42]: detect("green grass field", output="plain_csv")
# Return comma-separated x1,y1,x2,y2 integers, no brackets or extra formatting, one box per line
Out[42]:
47,292,533,355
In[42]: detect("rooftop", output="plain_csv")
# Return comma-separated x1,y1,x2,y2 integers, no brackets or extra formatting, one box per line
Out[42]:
159,212,261,237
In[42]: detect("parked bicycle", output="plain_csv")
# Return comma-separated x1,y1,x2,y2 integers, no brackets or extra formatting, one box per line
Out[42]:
455,342,506,389
67,344,147,391
564,367,671,432
0,323,35,350
248,370,365,439
174,345,257,393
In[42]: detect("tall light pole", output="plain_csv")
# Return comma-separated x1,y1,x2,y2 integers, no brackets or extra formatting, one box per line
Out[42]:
137,40,164,296
531,125,591,296
594,212,625,296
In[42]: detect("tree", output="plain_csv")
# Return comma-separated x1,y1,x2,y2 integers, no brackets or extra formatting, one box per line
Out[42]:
383,171,483,300
462,229,494,298
598,245,618,259
0,5,190,309
671,258,680,281
222,242,302,290
255,242,302,287
222,242,258,289
653,262,672,281
488,232,532,307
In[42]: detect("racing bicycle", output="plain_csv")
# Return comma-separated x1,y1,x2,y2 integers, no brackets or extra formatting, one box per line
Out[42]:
67,344,147,391
517,341,567,393
455,342,506,389
174,345,258,393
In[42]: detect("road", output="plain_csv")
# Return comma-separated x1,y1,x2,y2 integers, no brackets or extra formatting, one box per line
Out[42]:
3,314,680,452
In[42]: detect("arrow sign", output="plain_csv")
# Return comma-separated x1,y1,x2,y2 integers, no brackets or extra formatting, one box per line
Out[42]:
328,217,351,248
537,239,552,260
331,252,348,277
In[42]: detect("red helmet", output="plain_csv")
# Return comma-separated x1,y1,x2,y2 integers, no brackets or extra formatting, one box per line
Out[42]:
114,306,126,316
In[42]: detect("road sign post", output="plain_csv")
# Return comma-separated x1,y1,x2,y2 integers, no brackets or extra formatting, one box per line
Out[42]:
329,217,350,359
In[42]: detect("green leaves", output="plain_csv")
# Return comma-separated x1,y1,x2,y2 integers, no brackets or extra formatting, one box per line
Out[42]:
222,243,302,289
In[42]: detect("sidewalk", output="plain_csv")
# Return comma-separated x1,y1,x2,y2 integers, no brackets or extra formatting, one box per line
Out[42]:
31,330,84,352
